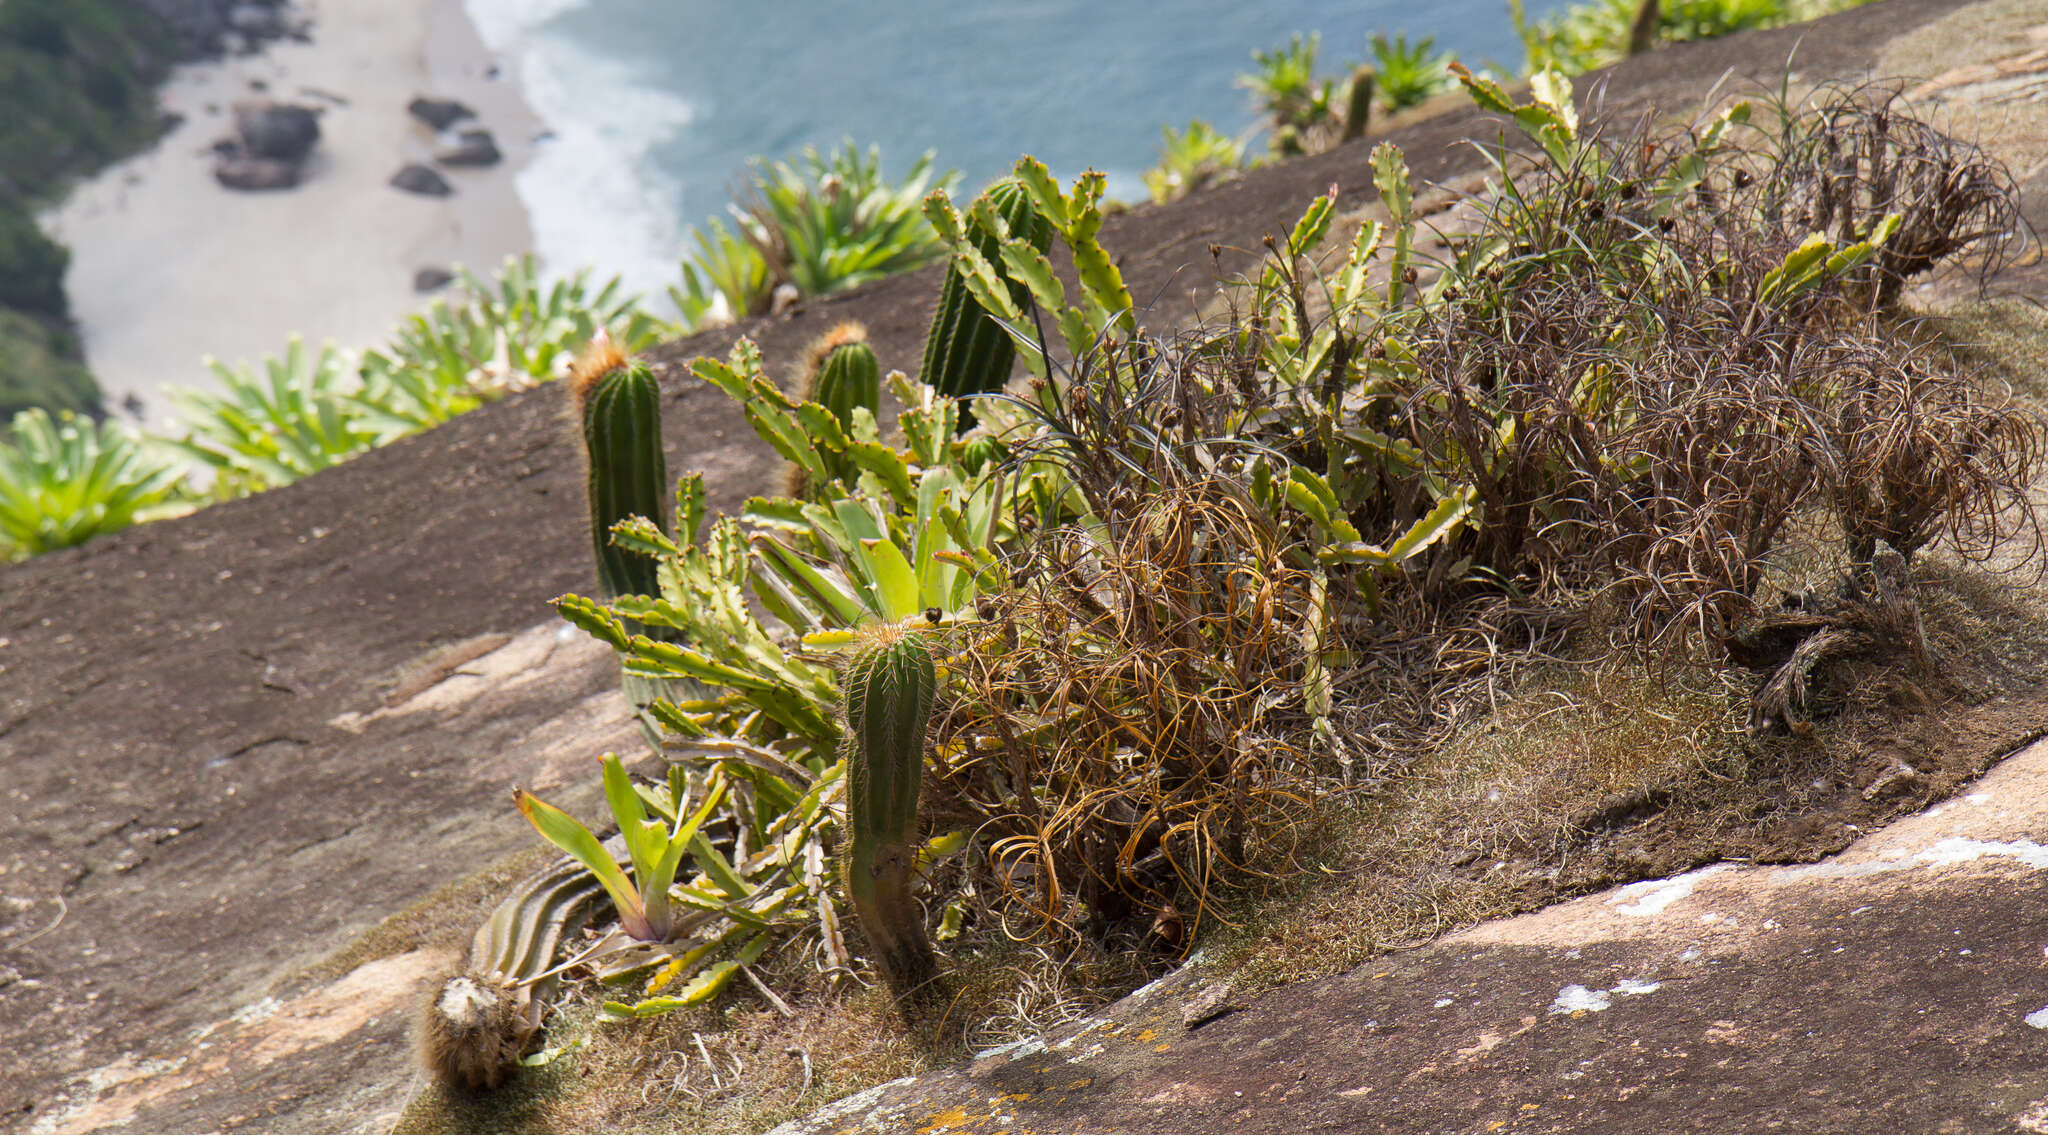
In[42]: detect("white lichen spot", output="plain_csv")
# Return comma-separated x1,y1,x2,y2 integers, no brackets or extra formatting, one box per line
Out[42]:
2026,1006,2048,1030
230,997,281,1026
1550,985,1610,1014
1550,978,1662,1015
1609,865,1728,917
1916,837,2048,869
1434,997,1455,1008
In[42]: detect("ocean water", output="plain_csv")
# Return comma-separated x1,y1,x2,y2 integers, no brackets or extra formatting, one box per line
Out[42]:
467,0,1568,304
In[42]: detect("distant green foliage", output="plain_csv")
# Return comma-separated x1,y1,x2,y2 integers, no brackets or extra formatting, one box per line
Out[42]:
1238,34,1341,155
1143,120,1250,203
1369,33,1455,112
0,309,99,420
1237,31,1454,157
672,142,957,326
0,205,68,316
0,0,177,418
357,255,667,443
1510,0,1874,74
0,0,175,203
0,407,185,560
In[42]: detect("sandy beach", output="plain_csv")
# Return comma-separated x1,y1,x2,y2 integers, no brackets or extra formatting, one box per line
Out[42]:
43,0,539,430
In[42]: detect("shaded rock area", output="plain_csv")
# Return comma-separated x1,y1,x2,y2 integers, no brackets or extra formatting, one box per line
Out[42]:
435,127,501,168
407,97,475,132
389,162,452,197
768,737,2048,1134
3,1,2043,1133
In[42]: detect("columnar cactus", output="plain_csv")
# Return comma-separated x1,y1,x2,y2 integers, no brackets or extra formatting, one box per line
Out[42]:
840,624,944,1007
569,331,668,610
920,177,1053,426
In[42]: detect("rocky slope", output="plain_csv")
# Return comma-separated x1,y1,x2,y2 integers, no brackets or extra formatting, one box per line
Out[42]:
4,0,2047,1131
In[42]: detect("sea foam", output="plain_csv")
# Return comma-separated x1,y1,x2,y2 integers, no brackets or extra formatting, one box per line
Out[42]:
465,0,691,304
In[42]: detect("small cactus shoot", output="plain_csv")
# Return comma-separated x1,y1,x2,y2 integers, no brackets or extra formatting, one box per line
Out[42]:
802,321,881,429
920,177,1053,427
840,624,945,1007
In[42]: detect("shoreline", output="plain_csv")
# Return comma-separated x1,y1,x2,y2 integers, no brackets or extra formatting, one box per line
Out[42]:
43,0,541,431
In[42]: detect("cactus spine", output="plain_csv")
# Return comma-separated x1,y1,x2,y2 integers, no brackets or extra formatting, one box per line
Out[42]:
840,625,943,1009
570,333,667,612
920,177,1053,427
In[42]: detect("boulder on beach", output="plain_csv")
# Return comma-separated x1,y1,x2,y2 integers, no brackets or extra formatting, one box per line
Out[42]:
407,96,475,132
435,128,501,168
413,267,455,293
213,156,300,191
390,163,453,197
232,100,320,163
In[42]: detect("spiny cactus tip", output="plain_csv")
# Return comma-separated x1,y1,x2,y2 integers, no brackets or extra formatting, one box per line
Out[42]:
805,320,870,372
568,328,627,403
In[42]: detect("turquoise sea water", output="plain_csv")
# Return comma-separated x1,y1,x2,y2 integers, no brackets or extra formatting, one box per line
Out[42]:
465,0,1567,301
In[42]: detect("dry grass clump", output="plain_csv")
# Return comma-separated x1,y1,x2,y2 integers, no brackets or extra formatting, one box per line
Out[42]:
1374,83,2043,652
932,474,1326,955
1761,80,2024,306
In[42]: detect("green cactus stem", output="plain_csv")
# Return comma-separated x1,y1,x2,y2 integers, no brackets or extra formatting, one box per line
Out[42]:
920,177,1053,428
569,334,668,612
1340,65,1375,143
840,624,944,1009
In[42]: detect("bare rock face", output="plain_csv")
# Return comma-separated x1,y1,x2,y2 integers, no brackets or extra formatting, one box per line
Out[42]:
390,163,454,197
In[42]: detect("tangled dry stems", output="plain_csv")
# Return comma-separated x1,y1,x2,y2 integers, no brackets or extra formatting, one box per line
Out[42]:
934,477,1324,953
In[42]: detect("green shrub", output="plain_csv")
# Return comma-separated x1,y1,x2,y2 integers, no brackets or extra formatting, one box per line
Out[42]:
173,336,376,497
0,203,68,316
1142,120,1251,203
1368,33,1455,112
0,406,185,560
1509,0,1872,74
0,0,174,205
355,254,666,443
0,308,99,419
672,142,956,325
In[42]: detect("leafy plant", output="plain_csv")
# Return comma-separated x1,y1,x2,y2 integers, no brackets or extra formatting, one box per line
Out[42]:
1239,33,1337,156
673,142,956,325
544,331,1032,1015
514,754,728,944
1368,33,1455,112
173,336,378,496
1508,0,1872,75
918,176,1053,425
0,407,186,560
355,254,666,443
924,156,1136,382
1142,120,1251,204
